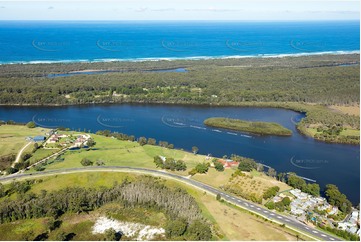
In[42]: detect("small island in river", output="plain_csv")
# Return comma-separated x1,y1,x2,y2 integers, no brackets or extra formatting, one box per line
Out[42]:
204,117,292,136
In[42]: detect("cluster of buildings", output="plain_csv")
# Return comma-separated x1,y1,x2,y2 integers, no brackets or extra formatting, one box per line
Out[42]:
338,210,360,235
74,134,91,147
288,189,338,217
271,189,340,227
290,189,338,216
45,132,91,148
48,133,68,144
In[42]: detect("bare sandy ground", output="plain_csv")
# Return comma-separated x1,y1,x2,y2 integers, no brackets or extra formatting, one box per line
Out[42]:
92,216,165,240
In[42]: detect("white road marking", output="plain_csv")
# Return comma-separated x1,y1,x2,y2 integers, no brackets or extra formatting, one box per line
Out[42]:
256,207,261,210
321,234,326,237
250,205,254,207
285,219,290,222
277,216,282,219
313,230,318,234
226,195,230,197
270,213,274,216
237,199,241,202
304,227,310,230
329,238,335,241
264,211,268,213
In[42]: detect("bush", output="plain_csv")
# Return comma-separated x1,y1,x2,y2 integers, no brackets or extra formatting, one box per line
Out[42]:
188,169,197,176
80,158,93,166
6,167,18,174
213,161,225,172
165,219,187,238
34,165,45,171
265,201,275,210
138,137,147,146
26,121,36,128
154,156,187,171
186,220,212,241
104,228,121,241
238,158,257,172
262,186,280,199
147,138,156,145
281,197,291,206
87,139,96,147
195,163,209,174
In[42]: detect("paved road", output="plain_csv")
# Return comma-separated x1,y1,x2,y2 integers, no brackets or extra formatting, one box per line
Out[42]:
1,166,341,241
12,141,33,168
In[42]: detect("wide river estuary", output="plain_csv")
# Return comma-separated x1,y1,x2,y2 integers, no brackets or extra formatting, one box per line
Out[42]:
0,104,359,204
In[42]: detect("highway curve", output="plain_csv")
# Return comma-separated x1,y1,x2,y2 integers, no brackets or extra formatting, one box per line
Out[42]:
0,166,342,241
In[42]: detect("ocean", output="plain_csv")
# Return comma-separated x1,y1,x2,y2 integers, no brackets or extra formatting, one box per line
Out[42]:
0,21,359,64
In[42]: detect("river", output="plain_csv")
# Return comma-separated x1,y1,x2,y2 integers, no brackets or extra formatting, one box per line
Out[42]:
0,104,359,204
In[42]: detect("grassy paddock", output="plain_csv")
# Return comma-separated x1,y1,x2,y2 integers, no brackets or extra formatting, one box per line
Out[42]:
0,125,49,156
34,131,208,172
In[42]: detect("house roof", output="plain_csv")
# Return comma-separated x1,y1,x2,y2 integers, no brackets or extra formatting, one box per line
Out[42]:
33,135,46,140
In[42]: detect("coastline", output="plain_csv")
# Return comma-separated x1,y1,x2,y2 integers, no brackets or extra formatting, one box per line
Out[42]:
0,50,359,65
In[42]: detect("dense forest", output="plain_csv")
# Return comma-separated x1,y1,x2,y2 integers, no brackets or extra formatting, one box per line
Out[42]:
0,176,212,240
0,55,359,106
0,54,359,144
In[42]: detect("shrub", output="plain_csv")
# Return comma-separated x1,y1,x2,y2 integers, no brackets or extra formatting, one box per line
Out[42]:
80,158,93,166
26,121,36,128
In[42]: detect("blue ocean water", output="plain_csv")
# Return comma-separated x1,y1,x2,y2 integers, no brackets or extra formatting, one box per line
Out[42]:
0,21,359,64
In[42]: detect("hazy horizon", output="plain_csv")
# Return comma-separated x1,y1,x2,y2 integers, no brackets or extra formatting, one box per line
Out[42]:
0,0,359,21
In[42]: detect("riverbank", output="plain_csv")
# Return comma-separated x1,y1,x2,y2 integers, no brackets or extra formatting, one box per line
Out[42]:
0,54,359,144
2,101,357,145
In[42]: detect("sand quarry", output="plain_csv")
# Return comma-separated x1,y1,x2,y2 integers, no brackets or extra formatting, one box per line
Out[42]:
92,216,165,240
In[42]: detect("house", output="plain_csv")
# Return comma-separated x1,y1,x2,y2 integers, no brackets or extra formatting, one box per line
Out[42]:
33,135,46,142
291,207,304,215
218,159,239,168
318,203,331,211
273,196,283,203
315,197,326,204
347,227,358,234
290,189,308,200
328,206,339,215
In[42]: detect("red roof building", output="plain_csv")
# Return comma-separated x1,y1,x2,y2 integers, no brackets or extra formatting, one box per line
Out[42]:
218,159,239,168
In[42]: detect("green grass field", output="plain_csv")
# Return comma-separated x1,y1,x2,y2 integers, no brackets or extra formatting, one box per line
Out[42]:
0,172,311,241
36,132,208,173
0,125,49,156
306,127,360,137
29,131,291,206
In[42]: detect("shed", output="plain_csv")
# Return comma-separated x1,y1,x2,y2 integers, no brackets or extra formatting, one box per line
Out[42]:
33,135,46,142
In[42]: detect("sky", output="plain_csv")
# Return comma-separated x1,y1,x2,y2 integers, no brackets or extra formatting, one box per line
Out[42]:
0,0,359,21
